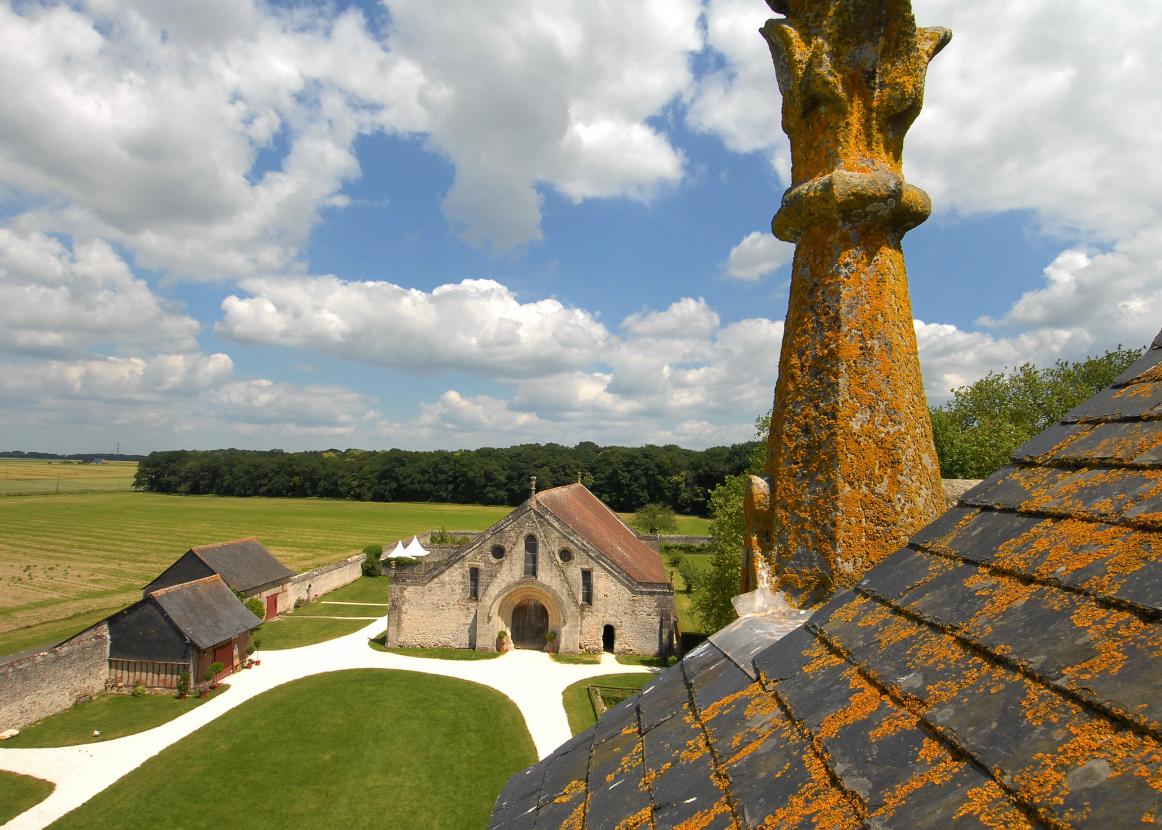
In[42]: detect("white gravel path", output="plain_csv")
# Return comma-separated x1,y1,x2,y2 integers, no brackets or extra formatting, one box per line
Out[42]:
0,616,653,829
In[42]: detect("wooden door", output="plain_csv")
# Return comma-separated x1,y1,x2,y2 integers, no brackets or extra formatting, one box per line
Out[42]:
511,599,548,649
265,593,278,620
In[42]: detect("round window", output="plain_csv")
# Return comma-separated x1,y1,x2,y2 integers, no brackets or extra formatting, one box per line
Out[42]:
559,549,573,563
491,545,506,560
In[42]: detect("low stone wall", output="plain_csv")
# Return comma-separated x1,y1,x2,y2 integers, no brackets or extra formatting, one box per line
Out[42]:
0,625,109,732
284,553,363,608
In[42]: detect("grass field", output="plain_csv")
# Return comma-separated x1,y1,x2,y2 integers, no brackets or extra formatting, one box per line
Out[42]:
258,577,388,651
49,670,536,830
0,493,510,656
0,770,54,825
0,459,138,496
1,689,220,748
562,671,656,736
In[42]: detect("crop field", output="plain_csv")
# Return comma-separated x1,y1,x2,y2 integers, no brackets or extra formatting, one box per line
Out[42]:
0,491,510,656
0,459,138,496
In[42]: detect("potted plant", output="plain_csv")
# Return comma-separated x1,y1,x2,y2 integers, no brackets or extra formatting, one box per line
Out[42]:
176,670,190,699
544,630,558,654
206,662,225,690
496,629,510,653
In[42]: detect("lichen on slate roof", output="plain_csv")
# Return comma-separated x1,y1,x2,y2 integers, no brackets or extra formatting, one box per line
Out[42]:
489,335,1162,828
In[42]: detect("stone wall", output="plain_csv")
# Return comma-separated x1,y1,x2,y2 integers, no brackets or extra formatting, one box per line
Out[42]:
0,625,109,732
388,506,676,656
282,553,363,611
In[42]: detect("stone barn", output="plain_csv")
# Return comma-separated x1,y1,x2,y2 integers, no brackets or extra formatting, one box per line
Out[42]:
387,483,677,656
101,574,261,690
144,537,295,620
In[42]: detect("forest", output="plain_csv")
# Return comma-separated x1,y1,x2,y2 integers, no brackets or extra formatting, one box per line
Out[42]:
132,441,758,515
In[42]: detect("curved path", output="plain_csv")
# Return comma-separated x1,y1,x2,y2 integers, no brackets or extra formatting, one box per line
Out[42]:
0,617,652,829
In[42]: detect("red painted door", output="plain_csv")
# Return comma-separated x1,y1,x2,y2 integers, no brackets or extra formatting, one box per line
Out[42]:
265,593,278,620
213,644,233,678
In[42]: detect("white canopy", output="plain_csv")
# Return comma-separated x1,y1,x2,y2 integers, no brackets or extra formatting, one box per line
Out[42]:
384,540,408,559
403,535,429,558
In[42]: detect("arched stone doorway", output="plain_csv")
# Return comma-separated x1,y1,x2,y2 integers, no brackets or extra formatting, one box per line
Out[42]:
511,599,549,649
602,624,615,653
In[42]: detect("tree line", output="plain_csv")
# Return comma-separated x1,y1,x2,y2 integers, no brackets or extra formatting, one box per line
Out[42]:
132,441,758,515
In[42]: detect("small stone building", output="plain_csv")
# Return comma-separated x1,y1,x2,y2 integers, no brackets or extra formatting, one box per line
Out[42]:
144,538,295,620
387,483,677,656
103,574,260,689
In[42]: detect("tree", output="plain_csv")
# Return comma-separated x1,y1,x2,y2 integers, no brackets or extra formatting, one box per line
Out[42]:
930,346,1143,479
631,502,678,536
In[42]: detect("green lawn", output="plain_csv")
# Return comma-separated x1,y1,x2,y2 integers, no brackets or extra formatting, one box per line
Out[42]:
551,652,602,665
1,690,220,748
256,617,372,650
368,633,500,660
49,670,536,830
619,511,710,536
666,550,713,636
0,770,54,825
0,494,508,657
562,671,656,736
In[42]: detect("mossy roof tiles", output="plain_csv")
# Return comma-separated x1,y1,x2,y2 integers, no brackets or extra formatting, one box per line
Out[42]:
489,337,1162,829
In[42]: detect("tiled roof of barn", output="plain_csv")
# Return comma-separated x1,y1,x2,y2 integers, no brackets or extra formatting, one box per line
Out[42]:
489,337,1162,829
536,483,669,585
149,575,261,650
189,537,294,593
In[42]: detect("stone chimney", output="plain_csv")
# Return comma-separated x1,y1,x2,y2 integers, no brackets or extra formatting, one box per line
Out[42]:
744,0,950,608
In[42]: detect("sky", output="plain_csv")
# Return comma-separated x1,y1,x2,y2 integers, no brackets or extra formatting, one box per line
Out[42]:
1,0,1159,455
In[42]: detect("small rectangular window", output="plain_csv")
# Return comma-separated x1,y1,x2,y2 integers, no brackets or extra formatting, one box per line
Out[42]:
581,570,593,605
469,567,480,600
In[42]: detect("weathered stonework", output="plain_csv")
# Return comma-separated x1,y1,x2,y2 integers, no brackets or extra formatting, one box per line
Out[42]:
387,485,676,656
745,0,950,607
0,625,109,732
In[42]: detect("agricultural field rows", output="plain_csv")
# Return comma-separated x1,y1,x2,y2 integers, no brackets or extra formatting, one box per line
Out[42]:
0,459,138,496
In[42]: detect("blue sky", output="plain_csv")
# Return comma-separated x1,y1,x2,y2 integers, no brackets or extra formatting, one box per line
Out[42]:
1,0,1159,454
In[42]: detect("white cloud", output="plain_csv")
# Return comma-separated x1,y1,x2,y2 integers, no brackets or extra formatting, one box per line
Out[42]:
0,353,233,401
218,276,610,378
0,228,199,357
723,231,794,280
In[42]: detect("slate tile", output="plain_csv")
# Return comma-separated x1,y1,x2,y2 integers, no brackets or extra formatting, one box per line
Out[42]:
682,639,728,683
1010,422,1090,464
1058,620,1162,733
960,467,1075,512
587,728,652,830
937,510,1047,567
490,766,545,830
642,701,735,829
1063,381,1162,422
724,729,834,829
776,652,863,735
686,649,757,717
868,762,1038,830
698,680,786,768
752,618,828,685
1112,345,1162,387
533,791,585,830
910,506,978,548
858,546,957,602
893,562,993,631
1101,558,1162,614
538,739,591,807
594,693,640,747
1033,468,1162,523
1049,420,1162,467
637,663,690,733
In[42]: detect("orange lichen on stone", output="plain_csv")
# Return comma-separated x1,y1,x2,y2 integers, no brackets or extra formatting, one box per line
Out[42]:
744,0,951,609
868,707,919,742
817,669,884,740
613,805,654,830
672,796,739,830
993,517,1149,586
554,779,587,805
679,731,711,766
964,569,1040,622
1022,468,1162,524
640,762,672,792
755,747,864,830
1062,602,1147,681
802,639,846,674
1010,718,1162,823
953,780,1037,830
873,738,965,820
607,739,645,785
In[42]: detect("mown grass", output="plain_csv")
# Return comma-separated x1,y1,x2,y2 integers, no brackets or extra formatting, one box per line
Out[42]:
49,670,535,830
666,550,713,636
1,690,220,748
562,672,656,736
0,494,509,657
619,511,710,536
257,617,371,651
550,652,602,665
0,770,54,825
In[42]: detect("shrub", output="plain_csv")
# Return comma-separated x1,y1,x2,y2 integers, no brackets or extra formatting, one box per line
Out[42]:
252,637,262,650
205,662,225,683
429,527,471,546
362,545,382,577
176,671,190,698
132,684,147,697
246,644,255,656
244,596,266,620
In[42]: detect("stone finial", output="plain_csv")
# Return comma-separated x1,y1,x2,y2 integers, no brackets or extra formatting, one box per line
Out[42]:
530,475,537,502
745,0,949,608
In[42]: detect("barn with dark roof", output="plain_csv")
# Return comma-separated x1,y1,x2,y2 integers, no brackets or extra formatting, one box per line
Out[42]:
387,482,677,655
144,538,296,620
488,336,1162,829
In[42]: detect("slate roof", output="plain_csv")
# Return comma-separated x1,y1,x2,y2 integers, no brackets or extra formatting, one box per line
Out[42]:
149,575,261,649
189,538,295,593
490,337,1162,829
535,484,669,585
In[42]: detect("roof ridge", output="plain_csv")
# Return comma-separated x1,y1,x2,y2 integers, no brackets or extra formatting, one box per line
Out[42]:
148,573,224,596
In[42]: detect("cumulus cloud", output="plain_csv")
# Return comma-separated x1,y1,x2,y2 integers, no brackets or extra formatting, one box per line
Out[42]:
217,276,609,377
723,231,794,280
0,353,233,401
0,228,199,357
